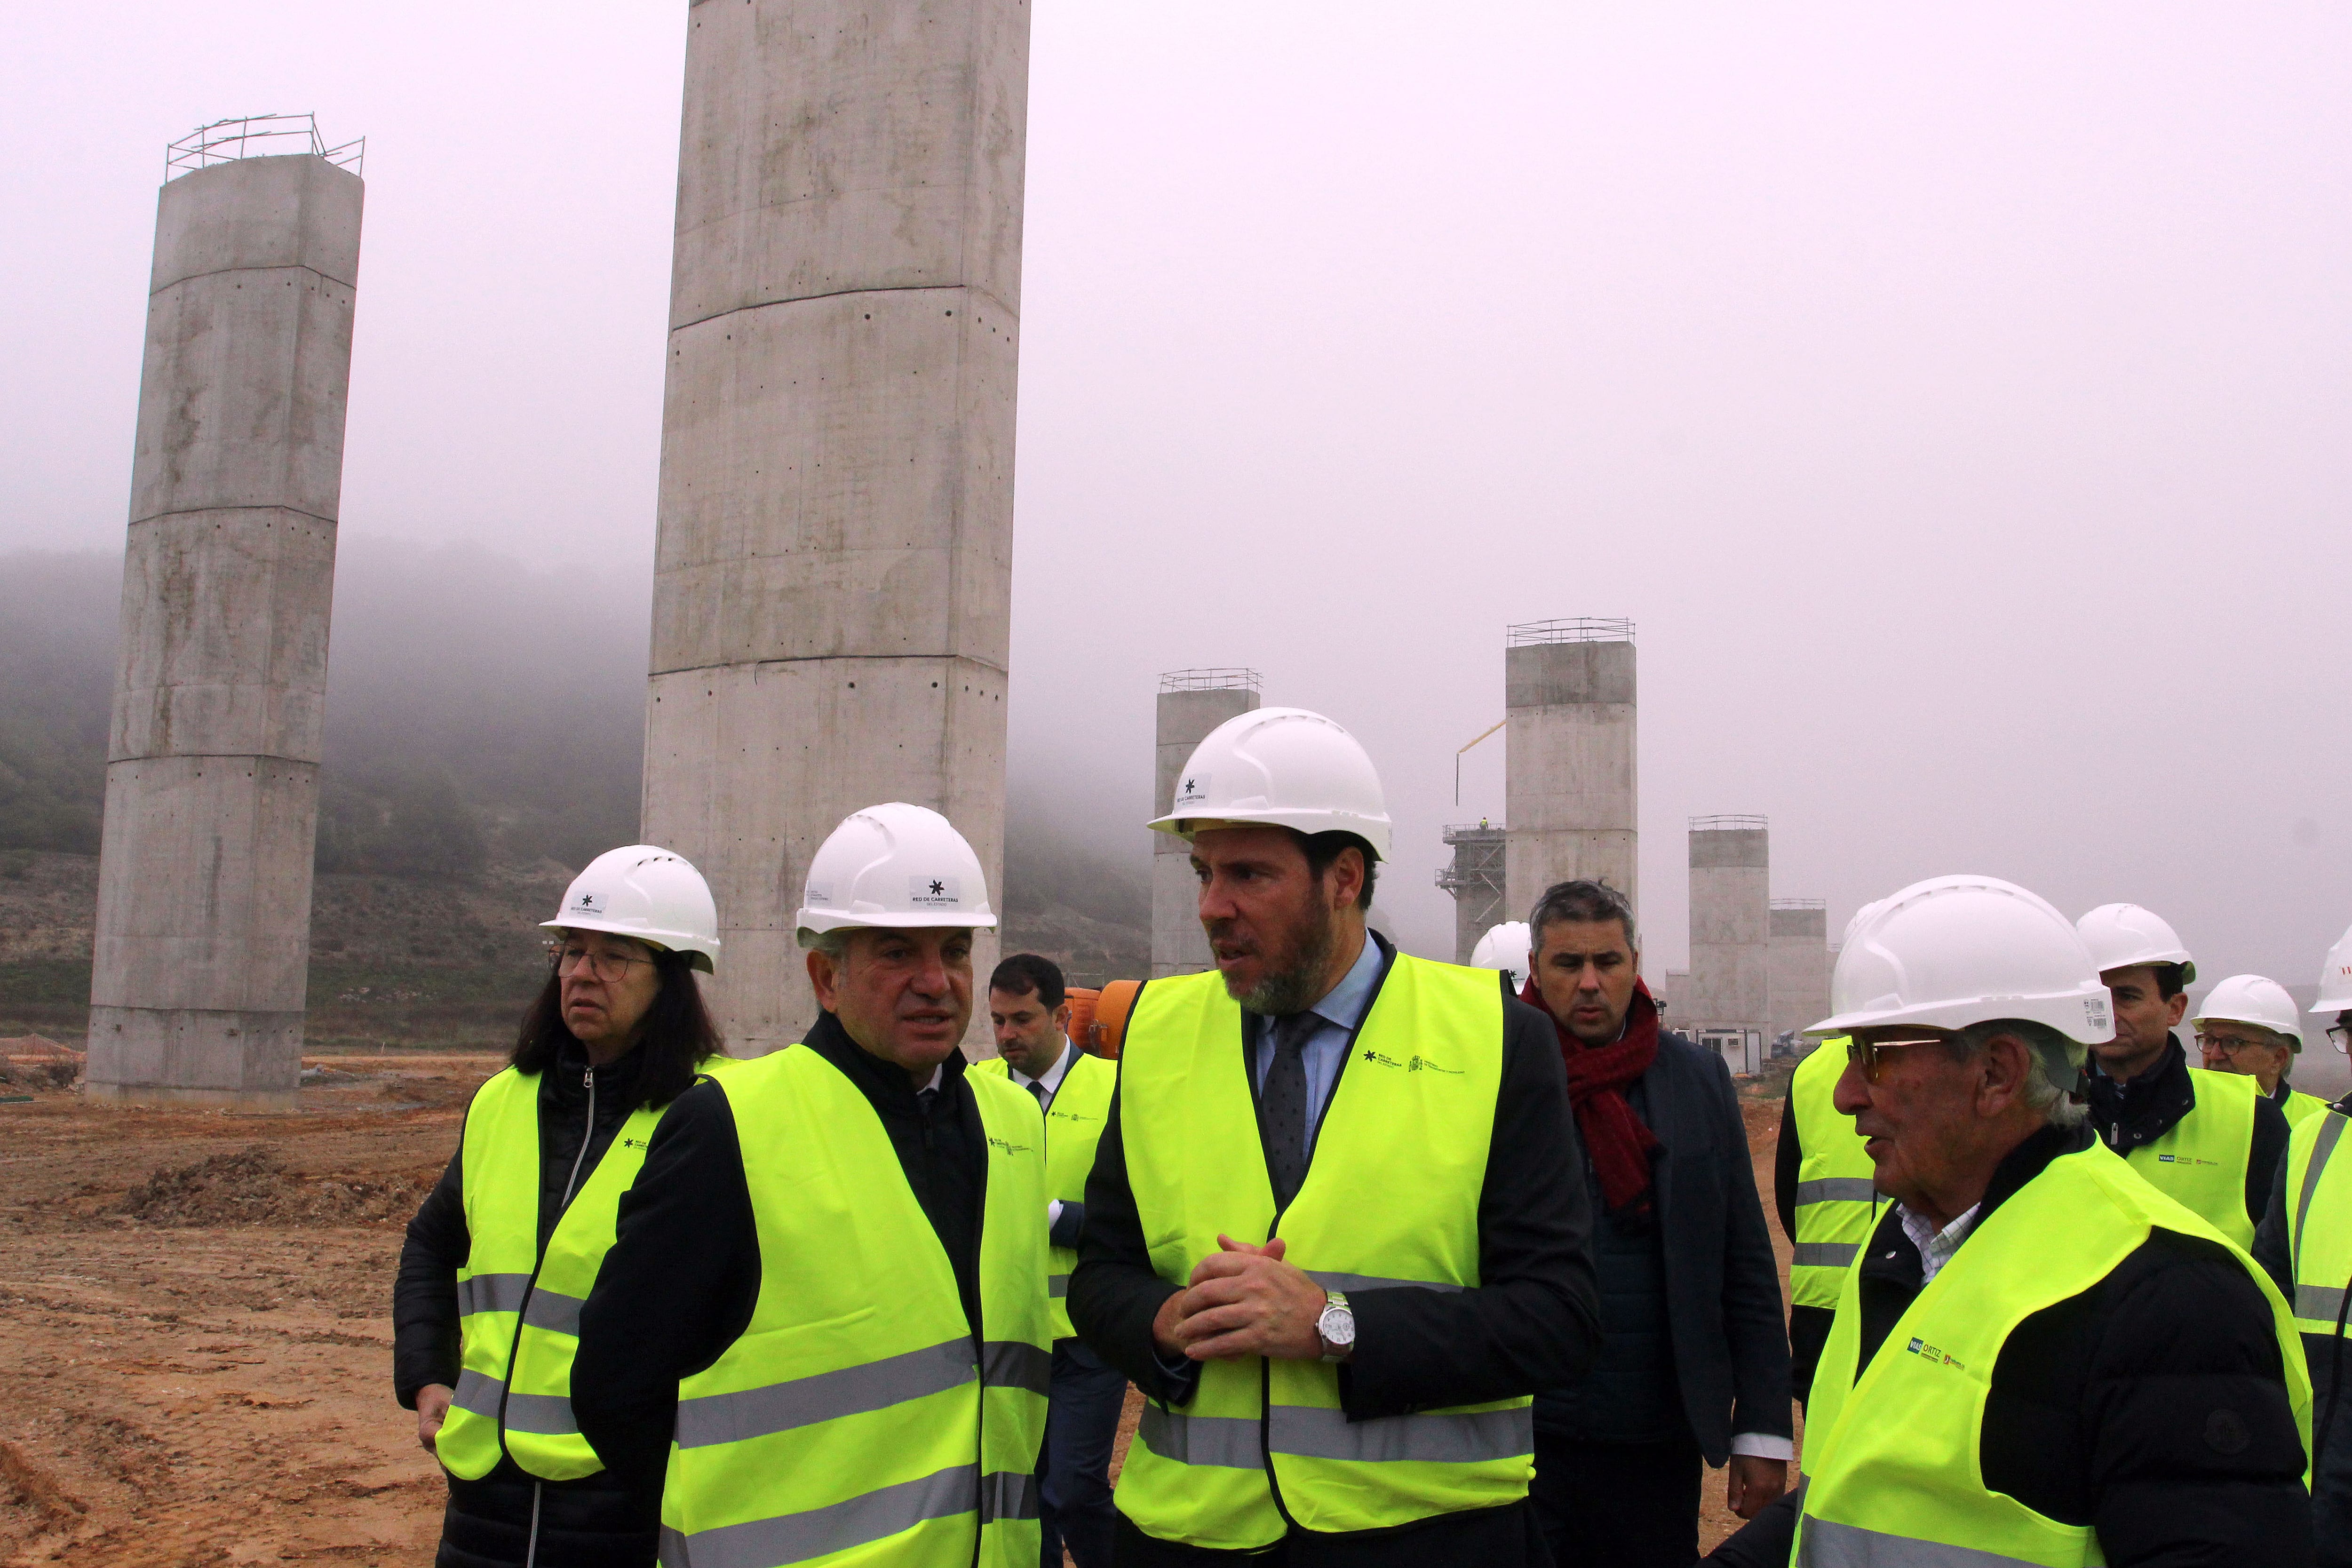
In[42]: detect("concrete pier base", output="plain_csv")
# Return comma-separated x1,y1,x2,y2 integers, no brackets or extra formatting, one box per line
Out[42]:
85,145,362,1108
1504,621,1638,923
1150,674,1260,979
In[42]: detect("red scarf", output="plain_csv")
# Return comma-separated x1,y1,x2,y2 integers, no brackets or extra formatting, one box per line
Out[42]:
1520,975,1662,1218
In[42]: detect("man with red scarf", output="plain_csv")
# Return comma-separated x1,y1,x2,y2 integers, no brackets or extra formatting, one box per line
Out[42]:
1521,880,1793,1568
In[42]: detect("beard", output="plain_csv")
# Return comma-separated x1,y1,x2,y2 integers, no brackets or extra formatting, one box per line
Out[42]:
1215,895,1341,1016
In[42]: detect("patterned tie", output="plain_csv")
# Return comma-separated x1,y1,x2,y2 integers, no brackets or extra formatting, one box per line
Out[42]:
1261,1013,1318,1209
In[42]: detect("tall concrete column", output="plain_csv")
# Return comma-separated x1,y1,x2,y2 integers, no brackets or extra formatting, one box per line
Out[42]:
86,132,364,1107
1685,816,1770,1048
642,2,1032,1056
1436,822,1506,963
1152,671,1259,978
1769,898,1831,1043
1503,619,1637,922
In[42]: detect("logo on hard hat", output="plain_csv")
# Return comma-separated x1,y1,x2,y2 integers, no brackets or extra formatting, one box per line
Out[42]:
1176,773,1210,807
804,883,834,907
908,876,962,907
573,892,601,912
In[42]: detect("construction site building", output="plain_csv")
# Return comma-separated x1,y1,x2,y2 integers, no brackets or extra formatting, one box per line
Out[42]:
1769,898,1832,1049
1682,815,1771,1075
1437,822,1508,964
1504,619,1637,924
639,3,1033,1056
86,119,365,1107
1152,669,1260,978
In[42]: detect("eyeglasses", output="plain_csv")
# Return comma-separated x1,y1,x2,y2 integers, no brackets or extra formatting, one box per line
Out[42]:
2195,1033,2274,1058
2329,1024,2348,1056
549,944,654,982
1844,1033,1956,1084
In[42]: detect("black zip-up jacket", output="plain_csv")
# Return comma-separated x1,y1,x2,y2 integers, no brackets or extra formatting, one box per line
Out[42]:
570,1012,988,1504
2254,1109,2352,1568
393,1041,668,1568
2085,1034,2289,1234
1708,1122,2312,1568
1772,1082,1879,1407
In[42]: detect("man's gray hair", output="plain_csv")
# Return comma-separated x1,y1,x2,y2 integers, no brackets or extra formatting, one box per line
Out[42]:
797,927,851,958
1954,1019,2088,1129
1527,879,1638,953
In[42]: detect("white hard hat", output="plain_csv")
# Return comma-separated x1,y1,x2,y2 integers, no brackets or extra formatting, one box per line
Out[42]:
2315,923,2352,1013
543,844,721,974
1471,922,1533,988
1145,707,1392,860
2074,903,2197,986
2193,974,2304,1052
1810,874,2114,1045
1839,899,1886,949
795,802,997,939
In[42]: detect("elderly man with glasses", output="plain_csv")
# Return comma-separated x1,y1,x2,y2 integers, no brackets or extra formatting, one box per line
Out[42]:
1707,875,2310,1568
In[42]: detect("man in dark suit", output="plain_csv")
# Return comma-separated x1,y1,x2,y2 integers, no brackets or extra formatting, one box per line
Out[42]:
1068,704,1602,1568
1519,879,1793,1568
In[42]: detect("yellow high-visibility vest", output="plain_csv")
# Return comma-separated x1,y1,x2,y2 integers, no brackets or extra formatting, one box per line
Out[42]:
658,1046,1051,1568
1787,1038,1878,1312
2120,1066,2260,1247
2278,1086,2332,1132
437,1058,734,1482
2279,1107,2352,1339
1113,955,1530,1550
1796,1138,2307,1567
975,1046,1117,1339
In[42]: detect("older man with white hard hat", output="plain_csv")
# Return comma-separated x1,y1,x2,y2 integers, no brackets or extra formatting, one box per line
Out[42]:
2194,975,2331,1130
1707,875,2311,1568
2076,902,2290,1246
573,803,1052,1568
1068,707,1599,1568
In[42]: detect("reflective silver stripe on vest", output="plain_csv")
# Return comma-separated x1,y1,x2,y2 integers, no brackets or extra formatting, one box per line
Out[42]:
1048,1273,1070,1299
674,1339,974,1449
1798,1515,2052,1567
1792,1242,1859,1270
981,1340,1051,1397
1306,1271,1465,1295
1269,1402,1531,1465
1137,1404,1262,1468
502,1390,578,1437
2299,1284,2347,1325
451,1367,505,1419
459,1273,533,1317
2292,1113,2349,1291
1795,1179,1879,1206
522,1286,585,1336
979,1469,1038,1523
658,1461,975,1568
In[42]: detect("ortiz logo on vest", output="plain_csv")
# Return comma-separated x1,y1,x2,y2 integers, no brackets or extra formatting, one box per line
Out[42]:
1906,1337,1967,1372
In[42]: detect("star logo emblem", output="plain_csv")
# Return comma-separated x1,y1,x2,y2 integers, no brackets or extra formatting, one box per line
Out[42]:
929,880,945,896
1184,777,1197,792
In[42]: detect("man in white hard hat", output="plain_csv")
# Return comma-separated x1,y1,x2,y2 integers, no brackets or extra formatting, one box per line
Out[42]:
2316,921,2352,1078
1706,876,2311,1568
2195,975,2330,1130
573,803,1052,1566
1471,921,1534,993
2076,902,2289,1247
1068,707,1599,1568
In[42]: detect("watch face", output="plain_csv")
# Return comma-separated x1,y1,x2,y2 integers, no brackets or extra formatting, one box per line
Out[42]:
1319,1304,1357,1345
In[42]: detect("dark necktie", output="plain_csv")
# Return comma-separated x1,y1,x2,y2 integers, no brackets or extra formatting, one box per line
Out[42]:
1261,1013,1318,1209
1025,1078,1048,1112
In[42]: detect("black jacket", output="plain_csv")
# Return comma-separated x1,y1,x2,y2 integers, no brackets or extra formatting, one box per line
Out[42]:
2085,1034,2289,1234
2254,1117,2352,1568
1773,1082,1879,1407
1540,1024,1789,1465
392,1041,669,1568
570,1012,989,1504
1709,1123,2312,1568
1065,934,1602,1564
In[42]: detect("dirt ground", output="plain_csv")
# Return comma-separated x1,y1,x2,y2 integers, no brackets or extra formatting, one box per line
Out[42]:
0,1067,1796,1565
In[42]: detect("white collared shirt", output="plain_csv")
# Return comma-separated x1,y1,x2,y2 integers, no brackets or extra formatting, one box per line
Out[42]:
1899,1202,1983,1285
1007,1036,1076,1111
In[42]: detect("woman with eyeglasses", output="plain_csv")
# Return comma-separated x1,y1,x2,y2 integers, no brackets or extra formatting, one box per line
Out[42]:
393,845,728,1568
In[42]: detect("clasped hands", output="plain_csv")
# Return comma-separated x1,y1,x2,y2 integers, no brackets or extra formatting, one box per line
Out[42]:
1150,1234,1342,1363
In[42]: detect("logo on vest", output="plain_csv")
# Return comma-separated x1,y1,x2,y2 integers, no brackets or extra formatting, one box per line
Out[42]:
1360,1047,1462,1075
623,1136,650,1150
1905,1337,1967,1372
2155,1153,2220,1166
987,1135,1034,1157
1048,1108,1098,1124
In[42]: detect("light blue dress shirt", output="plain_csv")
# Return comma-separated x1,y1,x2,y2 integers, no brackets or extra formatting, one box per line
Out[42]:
1248,932,1386,1163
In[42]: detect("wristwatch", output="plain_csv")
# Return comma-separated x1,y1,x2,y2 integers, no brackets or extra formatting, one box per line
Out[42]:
1316,1290,1355,1363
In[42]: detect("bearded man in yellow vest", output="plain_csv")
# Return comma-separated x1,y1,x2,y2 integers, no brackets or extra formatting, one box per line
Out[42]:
2075,903,2289,1247
572,804,1052,1568
1068,707,1601,1568
977,952,1124,1568
1704,875,2310,1568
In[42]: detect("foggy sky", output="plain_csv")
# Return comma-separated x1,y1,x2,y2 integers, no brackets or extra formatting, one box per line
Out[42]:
4,3,2347,999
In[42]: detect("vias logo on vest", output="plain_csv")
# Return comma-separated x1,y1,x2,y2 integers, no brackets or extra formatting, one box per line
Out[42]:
1906,1337,1967,1372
